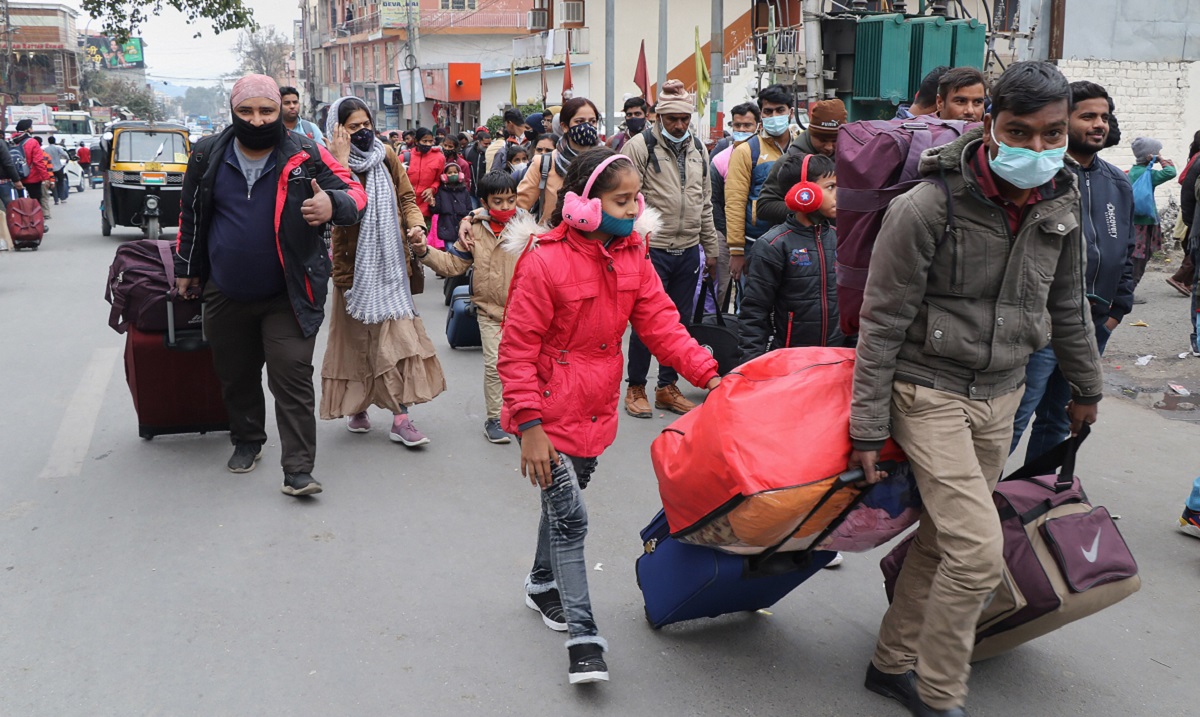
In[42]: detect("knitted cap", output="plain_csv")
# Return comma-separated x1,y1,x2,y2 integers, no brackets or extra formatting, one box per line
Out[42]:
657,79,694,116
807,99,847,137
1131,136,1163,164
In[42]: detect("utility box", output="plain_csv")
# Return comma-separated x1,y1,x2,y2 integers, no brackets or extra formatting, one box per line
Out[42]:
908,16,953,99
422,63,482,103
949,18,986,69
852,14,912,106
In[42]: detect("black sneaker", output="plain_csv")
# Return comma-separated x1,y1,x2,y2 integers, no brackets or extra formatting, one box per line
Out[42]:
525,588,567,631
567,643,609,684
281,472,323,496
865,662,918,709
227,442,263,473
484,418,511,444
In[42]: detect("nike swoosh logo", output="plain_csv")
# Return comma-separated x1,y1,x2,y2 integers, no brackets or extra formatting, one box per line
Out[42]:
1081,529,1102,563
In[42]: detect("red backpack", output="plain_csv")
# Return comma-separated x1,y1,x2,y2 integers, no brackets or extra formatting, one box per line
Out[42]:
834,118,976,336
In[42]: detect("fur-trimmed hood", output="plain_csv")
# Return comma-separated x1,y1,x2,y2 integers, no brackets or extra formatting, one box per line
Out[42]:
500,205,663,254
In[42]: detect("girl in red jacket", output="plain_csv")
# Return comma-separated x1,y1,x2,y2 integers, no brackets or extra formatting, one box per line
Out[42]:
499,148,721,685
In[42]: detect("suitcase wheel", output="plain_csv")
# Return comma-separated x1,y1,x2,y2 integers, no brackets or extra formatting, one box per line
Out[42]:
644,607,660,630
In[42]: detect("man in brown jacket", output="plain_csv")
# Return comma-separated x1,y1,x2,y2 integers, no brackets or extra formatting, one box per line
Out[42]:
848,62,1104,717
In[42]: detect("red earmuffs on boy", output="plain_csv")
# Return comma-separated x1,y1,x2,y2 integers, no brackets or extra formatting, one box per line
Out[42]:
785,154,824,214
560,154,646,230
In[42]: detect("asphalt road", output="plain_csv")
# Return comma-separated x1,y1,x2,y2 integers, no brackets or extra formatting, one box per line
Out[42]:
0,190,1193,716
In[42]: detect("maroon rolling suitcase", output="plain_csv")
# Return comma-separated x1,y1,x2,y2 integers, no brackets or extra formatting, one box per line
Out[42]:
7,189,44,250
124,302,229,439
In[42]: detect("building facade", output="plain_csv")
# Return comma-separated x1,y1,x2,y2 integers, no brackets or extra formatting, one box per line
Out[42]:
2,2,82,110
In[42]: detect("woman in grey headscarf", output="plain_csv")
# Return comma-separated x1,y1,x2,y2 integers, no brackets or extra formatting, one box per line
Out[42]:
320,96,446,447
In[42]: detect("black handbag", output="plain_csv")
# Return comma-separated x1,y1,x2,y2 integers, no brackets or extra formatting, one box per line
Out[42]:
688,279,743,376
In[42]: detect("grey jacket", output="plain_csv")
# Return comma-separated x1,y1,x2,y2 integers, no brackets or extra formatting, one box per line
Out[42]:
850,128,1104,450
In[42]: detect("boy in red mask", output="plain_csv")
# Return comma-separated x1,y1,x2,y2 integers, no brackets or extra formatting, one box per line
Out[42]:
411,170,524,444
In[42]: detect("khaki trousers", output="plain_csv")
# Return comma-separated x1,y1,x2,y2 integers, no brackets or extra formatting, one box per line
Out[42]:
873,380,1023,710
478,313,503,420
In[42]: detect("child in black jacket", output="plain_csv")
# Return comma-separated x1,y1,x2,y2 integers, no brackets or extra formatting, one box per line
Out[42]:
433,161,473,250
739,153,845,361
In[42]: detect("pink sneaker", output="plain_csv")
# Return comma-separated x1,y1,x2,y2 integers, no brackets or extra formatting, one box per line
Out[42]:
346,411,371,433
389,414,430,447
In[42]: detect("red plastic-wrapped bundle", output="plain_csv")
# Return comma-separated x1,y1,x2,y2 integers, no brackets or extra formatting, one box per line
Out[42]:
651,347,908,554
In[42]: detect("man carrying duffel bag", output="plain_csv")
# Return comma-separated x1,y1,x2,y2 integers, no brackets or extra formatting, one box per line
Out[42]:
847,62,1105,717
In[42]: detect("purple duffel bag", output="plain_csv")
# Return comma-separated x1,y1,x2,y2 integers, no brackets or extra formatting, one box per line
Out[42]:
880,424,1140,662
106,239,203,334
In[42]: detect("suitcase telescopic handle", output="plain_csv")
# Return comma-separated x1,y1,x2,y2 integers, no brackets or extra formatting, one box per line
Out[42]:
750,461,895,568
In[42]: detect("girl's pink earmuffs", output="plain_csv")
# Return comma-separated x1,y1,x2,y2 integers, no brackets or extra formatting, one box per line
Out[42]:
560,154,645,230
785,154,824,214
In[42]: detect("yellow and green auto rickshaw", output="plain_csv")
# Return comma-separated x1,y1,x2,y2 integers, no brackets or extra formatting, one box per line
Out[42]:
97,121,191,241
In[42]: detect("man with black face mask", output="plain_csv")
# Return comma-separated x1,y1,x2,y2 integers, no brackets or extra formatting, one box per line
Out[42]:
607,96,647,152
174,74,368,498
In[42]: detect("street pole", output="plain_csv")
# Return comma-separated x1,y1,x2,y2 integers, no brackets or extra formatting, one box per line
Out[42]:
709,0,723,136
604,0,614,138
405,2,418,128
656,0,667,101
803,0,823,105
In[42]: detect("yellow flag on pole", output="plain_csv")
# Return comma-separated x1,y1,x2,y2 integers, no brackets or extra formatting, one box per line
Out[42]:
694,26,711,110
509,59,518,107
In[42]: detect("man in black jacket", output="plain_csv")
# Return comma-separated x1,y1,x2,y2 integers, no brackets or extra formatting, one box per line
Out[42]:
174,75,367,497
1009,80,1134,461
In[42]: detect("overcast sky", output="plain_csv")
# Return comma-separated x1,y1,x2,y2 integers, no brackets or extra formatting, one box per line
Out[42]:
61,0,303,87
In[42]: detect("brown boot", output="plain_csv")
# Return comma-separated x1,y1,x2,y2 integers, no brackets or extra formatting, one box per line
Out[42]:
624,385,652,418
654,383,697,415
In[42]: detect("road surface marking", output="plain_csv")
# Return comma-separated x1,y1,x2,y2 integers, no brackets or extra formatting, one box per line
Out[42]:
39,347,120,479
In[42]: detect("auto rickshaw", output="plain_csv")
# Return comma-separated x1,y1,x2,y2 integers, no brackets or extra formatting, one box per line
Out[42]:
97,121,191,241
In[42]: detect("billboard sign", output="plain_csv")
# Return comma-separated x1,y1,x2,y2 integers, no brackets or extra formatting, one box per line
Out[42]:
83,37,146,71
381,0,420,29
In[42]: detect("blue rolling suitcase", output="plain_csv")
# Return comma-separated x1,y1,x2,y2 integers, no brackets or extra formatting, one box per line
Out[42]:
635,469,863,629
446,284,482,349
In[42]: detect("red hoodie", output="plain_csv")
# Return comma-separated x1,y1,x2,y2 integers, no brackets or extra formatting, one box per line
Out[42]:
405,145,443,217
499,216,718,458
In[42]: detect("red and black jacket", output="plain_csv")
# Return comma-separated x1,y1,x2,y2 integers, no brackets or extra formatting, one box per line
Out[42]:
175,126,367,337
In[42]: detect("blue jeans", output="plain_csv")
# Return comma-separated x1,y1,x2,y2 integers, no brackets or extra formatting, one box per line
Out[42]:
627,245,700,388
1191,261,1200,354
1010,320,1111,462
527,453,602,642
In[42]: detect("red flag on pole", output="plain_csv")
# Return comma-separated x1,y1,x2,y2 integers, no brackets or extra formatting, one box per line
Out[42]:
634,40,649,99
563,48,574,96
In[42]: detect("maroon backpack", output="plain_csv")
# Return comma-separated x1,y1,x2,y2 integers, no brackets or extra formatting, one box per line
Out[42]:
834,118,975,336
105,239,203,334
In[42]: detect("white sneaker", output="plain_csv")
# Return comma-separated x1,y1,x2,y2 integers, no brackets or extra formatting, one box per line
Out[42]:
823,552,845,569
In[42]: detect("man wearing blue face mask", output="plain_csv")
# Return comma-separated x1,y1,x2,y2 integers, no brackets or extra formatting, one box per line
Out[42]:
848,62,1103,717
621,79,720,417
725,84,798,281
710,103,762,308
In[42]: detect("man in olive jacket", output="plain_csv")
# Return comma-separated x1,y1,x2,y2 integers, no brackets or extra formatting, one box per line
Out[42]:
848,62,1103,717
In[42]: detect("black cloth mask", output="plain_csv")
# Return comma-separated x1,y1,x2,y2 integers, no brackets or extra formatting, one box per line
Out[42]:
231,115,284,151
351,128,375,152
